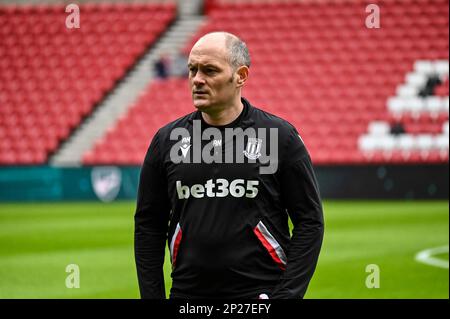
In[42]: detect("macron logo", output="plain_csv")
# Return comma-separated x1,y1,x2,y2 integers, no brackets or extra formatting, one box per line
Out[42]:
180,137,191,158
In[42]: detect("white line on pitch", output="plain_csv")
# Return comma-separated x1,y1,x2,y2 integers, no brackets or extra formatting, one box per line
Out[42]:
415,245,449,269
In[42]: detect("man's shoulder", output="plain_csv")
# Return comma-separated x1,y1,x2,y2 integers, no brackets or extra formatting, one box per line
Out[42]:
250,104,297,133
250,103,308,160
250,102,306,150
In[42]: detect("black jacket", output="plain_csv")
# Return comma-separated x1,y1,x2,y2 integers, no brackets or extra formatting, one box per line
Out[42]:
134,98,324,299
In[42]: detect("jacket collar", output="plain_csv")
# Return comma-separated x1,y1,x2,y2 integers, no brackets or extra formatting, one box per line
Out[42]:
188,97,255,128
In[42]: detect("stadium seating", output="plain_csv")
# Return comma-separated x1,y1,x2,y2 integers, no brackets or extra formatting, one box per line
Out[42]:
85,0,448,165
0,2,176,164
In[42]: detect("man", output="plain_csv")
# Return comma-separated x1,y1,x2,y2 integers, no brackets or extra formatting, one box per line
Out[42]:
153,53,170,79
135,32,324,299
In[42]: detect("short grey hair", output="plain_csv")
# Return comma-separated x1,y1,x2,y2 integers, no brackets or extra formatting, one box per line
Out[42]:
225,33,251,70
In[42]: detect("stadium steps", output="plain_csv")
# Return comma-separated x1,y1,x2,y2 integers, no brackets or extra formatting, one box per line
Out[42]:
50,15,206,166
177,0,204,16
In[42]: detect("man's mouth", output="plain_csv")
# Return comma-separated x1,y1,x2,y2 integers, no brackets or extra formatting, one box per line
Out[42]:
193,90,208,95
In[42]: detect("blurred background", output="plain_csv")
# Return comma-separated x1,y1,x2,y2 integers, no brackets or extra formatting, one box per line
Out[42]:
0,0,448,298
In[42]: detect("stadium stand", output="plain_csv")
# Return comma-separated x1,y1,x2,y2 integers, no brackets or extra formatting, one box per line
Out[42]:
84,0,449,165
0,0,447,166
0,1,176,164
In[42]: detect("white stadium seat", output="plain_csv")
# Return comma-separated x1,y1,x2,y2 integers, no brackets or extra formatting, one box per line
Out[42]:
424,96,444,115
380,135,396,152
443,98,449,113
443,121,449,135
398,135,416,152
368,121,390,136
435,134,449,151
416,134,434,151
359,135,380,152
434,60,449,78
406,97,426,115
414,60,434,75
396,84,418,97
387,97,405,116
405,72,427,88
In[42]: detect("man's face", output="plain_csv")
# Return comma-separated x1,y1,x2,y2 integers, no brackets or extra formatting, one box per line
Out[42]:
188,42,237,112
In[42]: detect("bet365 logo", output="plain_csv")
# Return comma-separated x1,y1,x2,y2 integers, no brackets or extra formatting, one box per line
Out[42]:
176,179,259,199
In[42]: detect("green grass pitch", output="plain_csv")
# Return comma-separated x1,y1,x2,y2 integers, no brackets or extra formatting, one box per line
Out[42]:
0,200,448,298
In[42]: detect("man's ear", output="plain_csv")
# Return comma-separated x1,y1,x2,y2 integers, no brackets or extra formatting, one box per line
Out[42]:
235,66,249,88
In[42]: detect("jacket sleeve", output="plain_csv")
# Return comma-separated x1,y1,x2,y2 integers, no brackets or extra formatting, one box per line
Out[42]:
134,131,171,299
270,127,324,299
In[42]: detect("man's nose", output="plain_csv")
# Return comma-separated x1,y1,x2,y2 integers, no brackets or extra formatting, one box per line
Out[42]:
192,72,206,85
